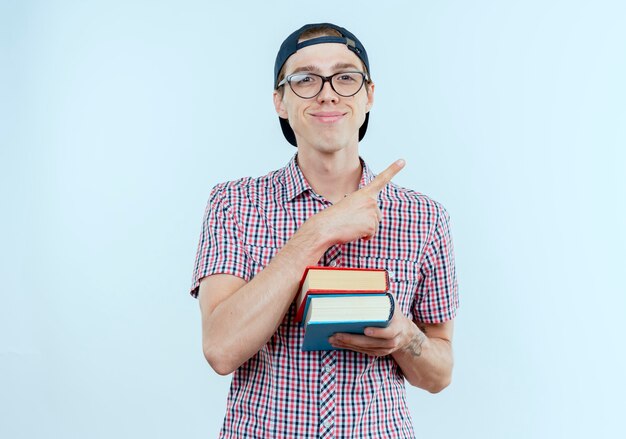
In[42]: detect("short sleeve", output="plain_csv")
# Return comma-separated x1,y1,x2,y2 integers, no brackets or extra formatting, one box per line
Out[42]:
189,183,251,298
413,205,459,323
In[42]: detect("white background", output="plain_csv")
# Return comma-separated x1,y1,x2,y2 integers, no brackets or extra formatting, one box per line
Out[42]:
1,1,625,437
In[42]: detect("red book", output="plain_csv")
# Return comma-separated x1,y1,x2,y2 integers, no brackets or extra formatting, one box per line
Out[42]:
294,266,389,323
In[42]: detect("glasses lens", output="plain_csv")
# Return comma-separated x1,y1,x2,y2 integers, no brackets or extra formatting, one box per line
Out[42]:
287,72,365,98
288,73,322,99
331,72,364,97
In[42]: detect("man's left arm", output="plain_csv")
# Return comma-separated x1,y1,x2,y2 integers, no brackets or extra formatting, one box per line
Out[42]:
330,200,457,392
329,311,454,393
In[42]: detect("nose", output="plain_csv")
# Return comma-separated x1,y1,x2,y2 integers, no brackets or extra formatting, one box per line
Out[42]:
316,78,339,104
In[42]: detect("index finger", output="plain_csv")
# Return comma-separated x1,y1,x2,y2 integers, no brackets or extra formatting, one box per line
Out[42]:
363,159,406,194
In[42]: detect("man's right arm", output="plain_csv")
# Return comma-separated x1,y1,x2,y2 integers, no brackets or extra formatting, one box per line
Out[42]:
199,222,329,375
198,159,405,375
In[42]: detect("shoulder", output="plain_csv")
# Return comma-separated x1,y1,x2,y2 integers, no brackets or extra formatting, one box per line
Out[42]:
208,168,285,207
382,182,450,221
381,183,454,258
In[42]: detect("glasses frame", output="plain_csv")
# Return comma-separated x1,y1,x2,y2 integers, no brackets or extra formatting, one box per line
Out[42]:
277,71,369,99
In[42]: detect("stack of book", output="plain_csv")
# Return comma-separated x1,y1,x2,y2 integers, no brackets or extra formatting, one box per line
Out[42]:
295,266,394,351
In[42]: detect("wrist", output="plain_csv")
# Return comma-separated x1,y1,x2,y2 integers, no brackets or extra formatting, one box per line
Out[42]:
296,215,333,253
286,218,331,264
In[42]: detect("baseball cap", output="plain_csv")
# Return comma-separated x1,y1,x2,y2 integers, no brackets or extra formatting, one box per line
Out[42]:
274,23,371,147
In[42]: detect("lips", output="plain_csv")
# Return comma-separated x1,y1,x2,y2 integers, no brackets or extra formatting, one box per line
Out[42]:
310,111,346,123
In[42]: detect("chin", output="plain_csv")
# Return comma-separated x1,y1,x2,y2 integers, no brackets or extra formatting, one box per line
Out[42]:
312,139,350,154
314,131,357,153
294,127,358,154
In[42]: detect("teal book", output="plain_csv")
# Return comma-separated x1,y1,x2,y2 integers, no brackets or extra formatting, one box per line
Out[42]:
301,293,395,352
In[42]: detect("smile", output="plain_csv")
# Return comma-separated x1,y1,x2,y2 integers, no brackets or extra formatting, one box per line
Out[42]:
310,112,346,123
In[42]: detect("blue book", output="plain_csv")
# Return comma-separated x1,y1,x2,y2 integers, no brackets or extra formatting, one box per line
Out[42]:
301,293,395,351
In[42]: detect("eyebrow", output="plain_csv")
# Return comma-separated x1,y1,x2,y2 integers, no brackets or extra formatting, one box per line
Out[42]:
289,62,362,75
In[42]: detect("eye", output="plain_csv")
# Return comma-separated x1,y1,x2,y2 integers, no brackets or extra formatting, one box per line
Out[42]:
291,74,318,86
335,73,359,83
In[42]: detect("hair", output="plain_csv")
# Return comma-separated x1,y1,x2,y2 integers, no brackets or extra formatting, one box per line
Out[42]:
276,25,372,96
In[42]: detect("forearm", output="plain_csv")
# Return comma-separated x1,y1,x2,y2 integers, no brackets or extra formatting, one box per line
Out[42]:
392,323,454,393
203,224,329,374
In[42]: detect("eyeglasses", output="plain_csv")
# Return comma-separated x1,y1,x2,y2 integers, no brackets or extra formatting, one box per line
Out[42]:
277,71,368,99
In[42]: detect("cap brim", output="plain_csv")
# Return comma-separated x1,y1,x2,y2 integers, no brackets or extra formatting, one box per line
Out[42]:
279,116,298,146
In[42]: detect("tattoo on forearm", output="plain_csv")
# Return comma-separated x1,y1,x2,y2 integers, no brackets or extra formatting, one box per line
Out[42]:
404,330,426,357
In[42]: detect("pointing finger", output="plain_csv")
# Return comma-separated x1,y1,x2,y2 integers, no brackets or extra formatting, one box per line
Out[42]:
364,159,406,195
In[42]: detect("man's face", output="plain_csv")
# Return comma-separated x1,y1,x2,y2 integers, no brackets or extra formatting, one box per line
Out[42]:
273,43,374,154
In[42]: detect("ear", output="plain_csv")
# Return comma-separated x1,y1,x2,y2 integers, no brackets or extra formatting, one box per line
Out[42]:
365,82,375,112
273,90,289,119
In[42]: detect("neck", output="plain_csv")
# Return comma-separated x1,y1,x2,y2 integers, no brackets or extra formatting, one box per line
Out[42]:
296,145,362,204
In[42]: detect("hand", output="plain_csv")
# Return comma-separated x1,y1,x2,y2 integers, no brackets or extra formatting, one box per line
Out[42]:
328,295,426,357
306,159,406,245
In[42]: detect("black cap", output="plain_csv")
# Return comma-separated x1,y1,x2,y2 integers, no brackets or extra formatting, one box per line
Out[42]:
274,23,371,147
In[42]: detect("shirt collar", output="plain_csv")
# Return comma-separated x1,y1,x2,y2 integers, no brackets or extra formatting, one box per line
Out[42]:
282,154,376,202
358,157,376,189
283,154,314,201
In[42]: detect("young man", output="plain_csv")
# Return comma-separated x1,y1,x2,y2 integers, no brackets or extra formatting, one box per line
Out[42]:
191,23,458,438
